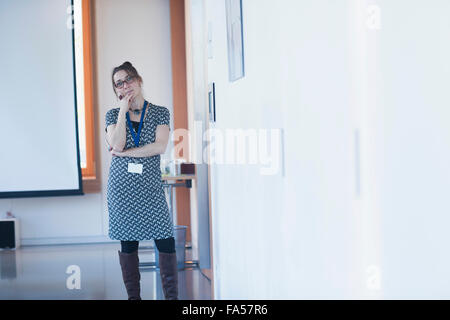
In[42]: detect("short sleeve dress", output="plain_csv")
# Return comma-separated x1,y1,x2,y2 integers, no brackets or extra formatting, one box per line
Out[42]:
105,101,174,241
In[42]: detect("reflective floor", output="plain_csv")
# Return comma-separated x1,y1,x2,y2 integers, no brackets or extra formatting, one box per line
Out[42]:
0,243,212,300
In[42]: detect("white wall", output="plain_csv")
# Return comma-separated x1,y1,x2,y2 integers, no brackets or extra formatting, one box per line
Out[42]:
374,0,450,299
185,0,212,268
0,0,173,246
206,0,450,299
206,0,359,299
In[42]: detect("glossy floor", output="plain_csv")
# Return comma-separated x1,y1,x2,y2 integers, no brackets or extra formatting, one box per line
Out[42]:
0,243,212,300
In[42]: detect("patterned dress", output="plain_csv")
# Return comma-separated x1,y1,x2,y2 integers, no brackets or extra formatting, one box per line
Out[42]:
105,101,174,241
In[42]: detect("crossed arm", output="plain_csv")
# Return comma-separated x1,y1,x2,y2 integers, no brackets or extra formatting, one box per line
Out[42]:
106,124,170,158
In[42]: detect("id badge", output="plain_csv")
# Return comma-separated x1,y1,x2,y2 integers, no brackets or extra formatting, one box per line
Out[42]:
128,163,143,174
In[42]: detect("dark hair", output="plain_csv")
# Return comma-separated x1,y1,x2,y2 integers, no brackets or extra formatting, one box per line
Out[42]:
111,61,143,96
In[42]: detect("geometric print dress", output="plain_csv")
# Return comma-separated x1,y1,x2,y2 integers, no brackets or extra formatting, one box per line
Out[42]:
105,101,174,241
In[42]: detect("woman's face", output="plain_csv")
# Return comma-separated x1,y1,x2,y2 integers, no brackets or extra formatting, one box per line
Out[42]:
113,70,142,99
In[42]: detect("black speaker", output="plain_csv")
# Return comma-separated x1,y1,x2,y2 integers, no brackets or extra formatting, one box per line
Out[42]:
180,163,195,175
0,220,16,249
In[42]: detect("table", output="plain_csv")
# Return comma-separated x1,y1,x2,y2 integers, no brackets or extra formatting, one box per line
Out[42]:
161,174,196,224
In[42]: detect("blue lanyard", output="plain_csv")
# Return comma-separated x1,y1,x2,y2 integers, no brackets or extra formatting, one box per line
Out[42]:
126,101,148,147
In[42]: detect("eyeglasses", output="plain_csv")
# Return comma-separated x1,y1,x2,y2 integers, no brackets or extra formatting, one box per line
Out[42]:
114,75,135,89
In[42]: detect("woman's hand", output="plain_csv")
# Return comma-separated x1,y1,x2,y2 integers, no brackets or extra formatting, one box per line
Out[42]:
118,91,134,113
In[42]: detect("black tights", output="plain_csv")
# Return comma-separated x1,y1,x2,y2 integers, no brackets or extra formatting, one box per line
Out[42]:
121,237,175,254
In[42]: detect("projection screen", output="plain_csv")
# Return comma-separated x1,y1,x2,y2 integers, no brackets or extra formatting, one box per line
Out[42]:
0,0,83,198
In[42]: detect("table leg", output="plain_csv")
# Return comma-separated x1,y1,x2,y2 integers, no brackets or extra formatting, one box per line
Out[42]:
169,185,175,224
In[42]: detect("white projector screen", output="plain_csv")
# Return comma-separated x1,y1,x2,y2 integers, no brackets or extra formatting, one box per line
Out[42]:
0,0,83,198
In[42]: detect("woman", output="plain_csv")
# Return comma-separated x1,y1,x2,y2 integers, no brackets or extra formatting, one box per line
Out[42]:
105,61,178,300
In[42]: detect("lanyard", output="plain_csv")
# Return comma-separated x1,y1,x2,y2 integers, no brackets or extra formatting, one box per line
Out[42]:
126,100,148,147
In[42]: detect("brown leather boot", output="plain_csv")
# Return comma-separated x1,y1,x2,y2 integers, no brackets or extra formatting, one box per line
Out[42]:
118,250,142,300
159,251,179,300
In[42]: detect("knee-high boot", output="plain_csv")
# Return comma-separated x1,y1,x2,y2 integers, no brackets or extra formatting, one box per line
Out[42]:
118,250,142,300
159,251,179,300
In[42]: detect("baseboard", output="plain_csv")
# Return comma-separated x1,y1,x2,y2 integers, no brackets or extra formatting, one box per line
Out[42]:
20,235,116,247
21,236,193,248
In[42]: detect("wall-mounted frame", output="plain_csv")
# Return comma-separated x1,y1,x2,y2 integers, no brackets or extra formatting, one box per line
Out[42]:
208,82,216,122
225,0,245,82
